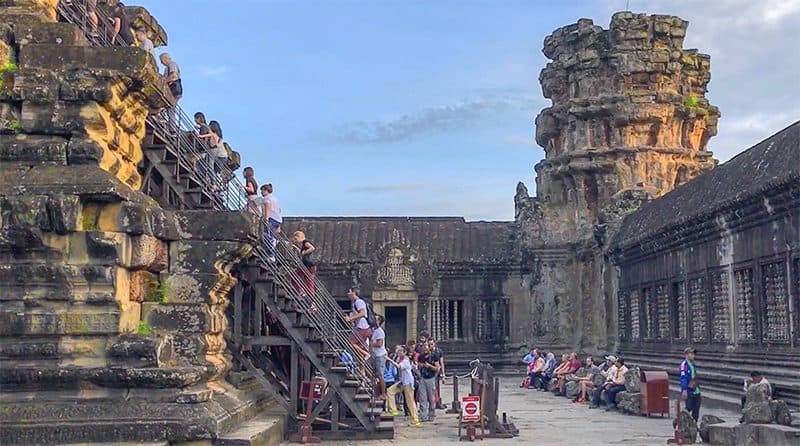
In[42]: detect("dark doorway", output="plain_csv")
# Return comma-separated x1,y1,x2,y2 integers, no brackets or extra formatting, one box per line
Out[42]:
384,306,407,348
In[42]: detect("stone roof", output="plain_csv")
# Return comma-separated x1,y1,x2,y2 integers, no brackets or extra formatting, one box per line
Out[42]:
282,217,519,265
613,121,800,249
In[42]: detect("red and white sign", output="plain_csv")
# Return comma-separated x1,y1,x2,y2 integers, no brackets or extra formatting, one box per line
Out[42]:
461,396,481,422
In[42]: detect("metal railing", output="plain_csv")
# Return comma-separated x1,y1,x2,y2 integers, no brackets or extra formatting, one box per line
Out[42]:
57,0,377,399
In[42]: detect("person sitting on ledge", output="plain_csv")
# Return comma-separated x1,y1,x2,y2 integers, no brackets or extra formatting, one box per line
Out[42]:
570,357,599,403
603,358,629,411
537,352,559,391
588,355,617,408
554,352,581,395
520,348,537,388
742,370,771,409
526,350,546,389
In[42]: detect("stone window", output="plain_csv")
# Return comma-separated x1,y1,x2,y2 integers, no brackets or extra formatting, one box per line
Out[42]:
761,261,790,343
630,289,640,340
642,287,655,339
794,259,800,343
475,298,509,342
430,298,464,341
671,281,688,340
733,268,757,343
688,277,707,342
618,290,630,342
655,284,670,339
710,270,732,343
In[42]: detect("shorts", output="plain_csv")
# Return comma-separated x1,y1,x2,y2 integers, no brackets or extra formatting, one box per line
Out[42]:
349,327,372,346
372,355,386,377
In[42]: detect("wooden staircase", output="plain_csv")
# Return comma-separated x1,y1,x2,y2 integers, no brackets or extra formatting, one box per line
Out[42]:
230,262,394,440
140,126,218,210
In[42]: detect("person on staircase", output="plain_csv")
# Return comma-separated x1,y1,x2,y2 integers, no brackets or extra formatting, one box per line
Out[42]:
370,315,388,401
259,184,282,262
290,231,316,295
135,28,156,63
110,3,134,45
242,167,258,213
208,120,228,180
385,346,422,427
159,53,182,103
344,288,371,360
679,347,702,421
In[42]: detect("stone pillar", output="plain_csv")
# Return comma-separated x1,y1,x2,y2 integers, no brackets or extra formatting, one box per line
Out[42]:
0,3,272,443
519,12,720,352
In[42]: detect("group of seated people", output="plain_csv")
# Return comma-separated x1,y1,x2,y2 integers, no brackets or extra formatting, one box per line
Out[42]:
521,349,631,410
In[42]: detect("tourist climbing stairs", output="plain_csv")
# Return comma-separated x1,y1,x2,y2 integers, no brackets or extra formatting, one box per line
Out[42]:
57,3,393,440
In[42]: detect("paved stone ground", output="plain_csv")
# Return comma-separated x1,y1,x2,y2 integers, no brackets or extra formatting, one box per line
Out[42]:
316,377,739,445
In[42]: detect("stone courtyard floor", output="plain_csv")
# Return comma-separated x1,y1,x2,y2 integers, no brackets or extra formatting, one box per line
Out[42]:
314,377,740,446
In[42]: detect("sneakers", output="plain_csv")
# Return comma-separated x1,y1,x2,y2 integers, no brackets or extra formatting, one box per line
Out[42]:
266,256,276,263
413,422,422,427
386,410,400,416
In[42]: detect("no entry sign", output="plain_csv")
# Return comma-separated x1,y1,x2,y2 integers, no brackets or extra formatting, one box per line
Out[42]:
461,395,481,422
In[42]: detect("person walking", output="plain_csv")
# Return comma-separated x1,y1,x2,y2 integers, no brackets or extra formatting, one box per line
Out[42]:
680,347,702,421
110,3,134,45
385,346,421,427
159,53,182,102
290,231,316,294
370,315,388,400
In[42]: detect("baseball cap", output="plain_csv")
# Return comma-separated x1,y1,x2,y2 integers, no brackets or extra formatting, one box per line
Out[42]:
604,355,618,362
683,347,696,354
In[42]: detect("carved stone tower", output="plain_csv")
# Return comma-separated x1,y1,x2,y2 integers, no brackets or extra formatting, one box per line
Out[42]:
517,12,720,352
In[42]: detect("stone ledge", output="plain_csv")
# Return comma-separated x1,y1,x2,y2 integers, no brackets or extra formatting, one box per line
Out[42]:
0,381,279,445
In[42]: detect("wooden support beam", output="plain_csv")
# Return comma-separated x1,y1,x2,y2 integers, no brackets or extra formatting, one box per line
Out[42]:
243,335,292,347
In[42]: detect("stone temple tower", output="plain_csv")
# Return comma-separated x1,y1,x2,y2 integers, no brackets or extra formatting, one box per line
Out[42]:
516,12,719,352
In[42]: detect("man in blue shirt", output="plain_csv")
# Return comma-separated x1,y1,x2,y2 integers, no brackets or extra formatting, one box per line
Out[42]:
679,347,701,421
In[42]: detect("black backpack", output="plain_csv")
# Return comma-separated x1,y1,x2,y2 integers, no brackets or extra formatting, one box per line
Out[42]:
365,300,377,328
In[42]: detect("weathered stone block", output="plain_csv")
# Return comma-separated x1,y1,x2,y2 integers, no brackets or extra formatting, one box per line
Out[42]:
699,414,725,443
143,303,223,334
169,240,247,274
770,400,792,426
130,269,158,303
615,390,641,415
87,366,206,389
108,334,174,368
743,382,773,424
0,308,120,336
624,365,641,393
127,234,168,271
12,19,87,46
0,133,67,164
564,380,581,398
673,410,698,444
10,67,60,102
162,273,223,304
173,210,259,243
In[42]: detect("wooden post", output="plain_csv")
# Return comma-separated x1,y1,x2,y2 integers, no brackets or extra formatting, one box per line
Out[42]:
447,375,461,414
290,342,299,416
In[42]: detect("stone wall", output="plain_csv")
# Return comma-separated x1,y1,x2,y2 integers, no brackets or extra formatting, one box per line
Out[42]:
0,2,272,443
517,12,719,353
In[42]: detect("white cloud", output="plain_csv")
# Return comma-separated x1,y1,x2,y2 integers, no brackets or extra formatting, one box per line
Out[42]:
201,65,230,78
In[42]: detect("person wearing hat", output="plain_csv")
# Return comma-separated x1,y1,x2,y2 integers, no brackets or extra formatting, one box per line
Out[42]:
679,347,701,421
588,355,619,408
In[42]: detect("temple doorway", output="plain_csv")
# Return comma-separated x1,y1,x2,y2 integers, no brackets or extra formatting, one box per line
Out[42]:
384,306,407,347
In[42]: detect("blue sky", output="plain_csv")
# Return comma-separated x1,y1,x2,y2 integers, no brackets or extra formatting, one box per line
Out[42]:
138,0,800,220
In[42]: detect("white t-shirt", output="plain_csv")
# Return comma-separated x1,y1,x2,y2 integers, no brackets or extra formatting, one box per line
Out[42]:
370,327,387,357
353,298,369,329
398,357,414,387
264,194,282,223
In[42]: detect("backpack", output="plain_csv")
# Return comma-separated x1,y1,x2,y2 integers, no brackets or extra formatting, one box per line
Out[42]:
365,300,377,328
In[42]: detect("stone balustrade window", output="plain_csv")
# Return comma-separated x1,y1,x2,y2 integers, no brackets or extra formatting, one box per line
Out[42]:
733,268,757,342
711,270,732,343
761,261,790,343
430,298,464,341
688,277,707,342
655,284,670,340
671,281,688,340
475,298,510,343
630,289,641,340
